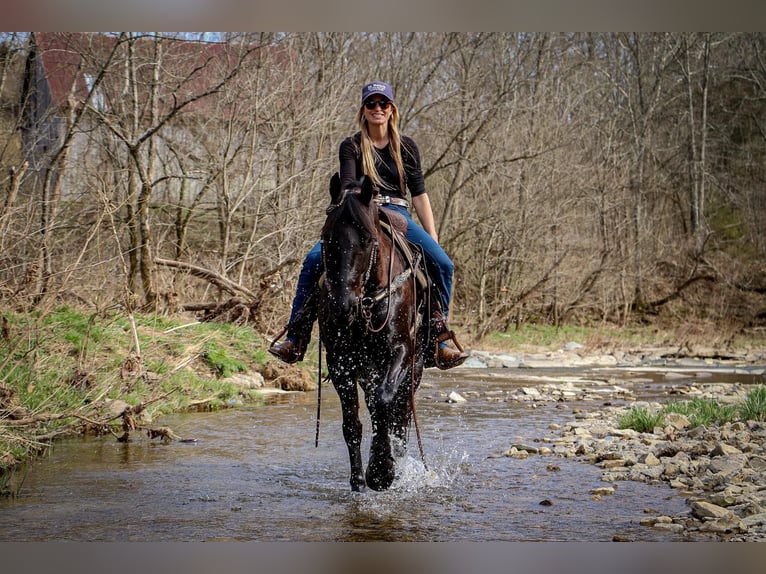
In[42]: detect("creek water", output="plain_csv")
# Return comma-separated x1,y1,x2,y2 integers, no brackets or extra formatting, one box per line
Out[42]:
2,364,760,542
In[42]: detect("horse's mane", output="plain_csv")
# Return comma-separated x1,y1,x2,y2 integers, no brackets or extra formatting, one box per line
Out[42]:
321,186,379,240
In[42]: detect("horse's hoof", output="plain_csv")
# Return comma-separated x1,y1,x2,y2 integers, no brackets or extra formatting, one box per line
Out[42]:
366,465,395,491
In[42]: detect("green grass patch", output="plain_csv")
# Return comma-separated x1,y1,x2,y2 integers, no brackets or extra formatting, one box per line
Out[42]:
202,343,247,378
739,385,766,422
663,397,737,427
618,407,665,433
619,389,766,433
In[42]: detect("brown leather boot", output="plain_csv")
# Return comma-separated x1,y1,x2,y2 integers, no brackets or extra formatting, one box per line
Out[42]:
434,331,469,370
268,338,307,364
268,288,317,364
428,311,469,370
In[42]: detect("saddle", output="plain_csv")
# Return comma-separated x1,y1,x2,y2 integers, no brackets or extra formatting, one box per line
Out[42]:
377,208,429,291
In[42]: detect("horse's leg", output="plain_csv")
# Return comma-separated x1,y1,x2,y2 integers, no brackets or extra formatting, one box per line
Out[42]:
390,389,412,459
335,379,365,492
381,343,414,459
364,387,395,491
363,344,410,490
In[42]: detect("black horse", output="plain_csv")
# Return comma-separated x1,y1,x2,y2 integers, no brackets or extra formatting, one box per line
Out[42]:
319,173,428,491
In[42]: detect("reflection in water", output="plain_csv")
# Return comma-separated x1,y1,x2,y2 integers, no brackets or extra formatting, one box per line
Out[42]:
2,365,748,541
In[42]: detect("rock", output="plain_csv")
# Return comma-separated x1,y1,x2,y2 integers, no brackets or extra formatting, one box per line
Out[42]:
639,452,661,466
447,391,467,403
653,522,685,532
511,444,539,454
599,459,627,469
664,412,691,430
461,356,487,368
661,451,691,478
741,513,766,528
691,500,737,521
710,442,743,457
708,453,748,477
708,489,739,507
698,516,745,534
686,425,707,439
227,373,265,389
591,487,615,496
103,398,130,416
506,447,529,459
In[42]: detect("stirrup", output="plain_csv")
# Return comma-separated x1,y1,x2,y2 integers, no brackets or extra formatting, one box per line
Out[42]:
433,330,468,370
268,325,307,364
268,338,306,364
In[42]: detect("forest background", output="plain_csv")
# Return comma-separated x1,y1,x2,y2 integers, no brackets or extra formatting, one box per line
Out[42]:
1,31,765,355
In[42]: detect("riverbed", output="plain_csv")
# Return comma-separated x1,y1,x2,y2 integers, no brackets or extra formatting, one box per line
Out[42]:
1,363,762,541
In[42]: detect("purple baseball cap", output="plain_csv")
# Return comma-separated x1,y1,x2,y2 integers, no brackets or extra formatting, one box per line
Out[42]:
361,81,394,104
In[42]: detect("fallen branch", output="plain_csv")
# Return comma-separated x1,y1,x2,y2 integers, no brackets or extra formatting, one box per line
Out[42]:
155,258,257,299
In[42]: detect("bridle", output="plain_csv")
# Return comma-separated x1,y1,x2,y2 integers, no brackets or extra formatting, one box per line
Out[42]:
323,194,413,334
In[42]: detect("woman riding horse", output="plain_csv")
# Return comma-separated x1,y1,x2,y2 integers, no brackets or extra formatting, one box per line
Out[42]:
320,172,427,491
269,80,467,370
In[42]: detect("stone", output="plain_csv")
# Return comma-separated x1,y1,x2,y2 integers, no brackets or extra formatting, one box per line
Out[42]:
591,487,615,496
511,444,539,454
664,412,692,430
227,373,265,389
710,442,743,457
639,452,661,466
691,500,737,521
506,448,529,459
447,391,467,403
741,513,766,528
662,451,691,478
599,459,627,469
686,425,707,439
653,522,684,532
708,454,748,477
698,517,745,534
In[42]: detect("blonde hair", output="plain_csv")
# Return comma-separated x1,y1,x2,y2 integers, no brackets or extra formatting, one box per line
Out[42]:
356,102,407,195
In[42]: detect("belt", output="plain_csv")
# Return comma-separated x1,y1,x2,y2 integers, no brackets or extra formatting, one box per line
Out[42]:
374,196,409,208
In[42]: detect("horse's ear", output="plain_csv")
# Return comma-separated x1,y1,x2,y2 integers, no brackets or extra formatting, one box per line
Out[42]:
329,172,342,204
360,175,375,205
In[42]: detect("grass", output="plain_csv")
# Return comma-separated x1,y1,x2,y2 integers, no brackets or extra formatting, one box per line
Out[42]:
619,385,766,433
739,385,766,422
664,397,738,427
618,407,665,433
0,305,275,485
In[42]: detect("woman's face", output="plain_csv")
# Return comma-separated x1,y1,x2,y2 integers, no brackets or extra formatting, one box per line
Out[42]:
362,97,393,128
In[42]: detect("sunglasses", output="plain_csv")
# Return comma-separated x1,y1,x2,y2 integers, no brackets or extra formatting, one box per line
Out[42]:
364,99,391,110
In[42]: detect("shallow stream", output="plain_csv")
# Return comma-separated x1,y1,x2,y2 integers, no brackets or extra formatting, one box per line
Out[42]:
1,364,762,541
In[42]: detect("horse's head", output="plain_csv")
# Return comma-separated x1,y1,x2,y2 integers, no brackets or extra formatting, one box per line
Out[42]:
321,174,380,324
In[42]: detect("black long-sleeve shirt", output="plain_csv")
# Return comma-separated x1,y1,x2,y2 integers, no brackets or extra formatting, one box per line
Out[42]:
338,132,427,199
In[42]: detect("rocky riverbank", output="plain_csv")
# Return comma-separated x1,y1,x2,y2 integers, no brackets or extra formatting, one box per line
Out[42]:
464,345,766,542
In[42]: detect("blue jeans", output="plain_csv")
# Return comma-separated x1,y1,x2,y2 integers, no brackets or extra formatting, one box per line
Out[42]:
288,205,454,326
